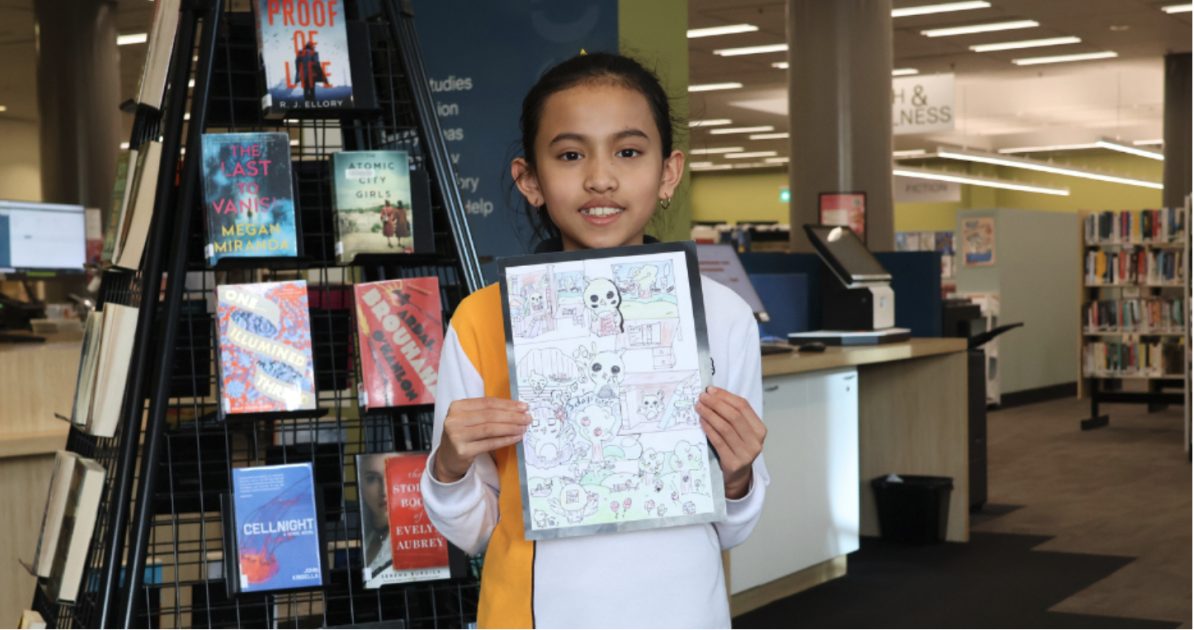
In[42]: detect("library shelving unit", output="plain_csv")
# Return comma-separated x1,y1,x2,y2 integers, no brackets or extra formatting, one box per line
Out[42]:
30,0,486,627
1078,204,1190,432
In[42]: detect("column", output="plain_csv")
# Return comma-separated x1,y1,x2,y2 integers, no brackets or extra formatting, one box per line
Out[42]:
1163,53,1190,208
787,0,894,252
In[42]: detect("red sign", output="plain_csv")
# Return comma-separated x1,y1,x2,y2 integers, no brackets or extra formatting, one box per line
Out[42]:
819,192,867,244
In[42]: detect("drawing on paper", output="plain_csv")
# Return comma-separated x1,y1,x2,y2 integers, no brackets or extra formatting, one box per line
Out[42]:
502,246,722,540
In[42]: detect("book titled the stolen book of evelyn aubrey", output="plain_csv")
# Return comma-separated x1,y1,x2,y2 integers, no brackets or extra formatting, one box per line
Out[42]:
254,0,354,116
385,453,450,583
201,132,297,265
230,463,324,593
332,150,417,263
353,277,442,410
217,280,316,417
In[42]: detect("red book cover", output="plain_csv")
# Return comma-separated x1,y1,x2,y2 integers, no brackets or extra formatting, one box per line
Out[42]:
384,453,450,581
353,278,443,409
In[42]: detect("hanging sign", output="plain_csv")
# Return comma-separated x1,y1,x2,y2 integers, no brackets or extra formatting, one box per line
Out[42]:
892,73,955,136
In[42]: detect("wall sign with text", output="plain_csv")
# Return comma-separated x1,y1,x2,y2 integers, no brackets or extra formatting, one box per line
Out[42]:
892,73,955,136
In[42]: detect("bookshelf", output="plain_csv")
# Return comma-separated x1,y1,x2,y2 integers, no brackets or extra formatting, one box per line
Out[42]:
1079,206,1190,431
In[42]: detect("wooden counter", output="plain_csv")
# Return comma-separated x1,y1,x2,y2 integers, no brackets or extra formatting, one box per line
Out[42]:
762,337,967,376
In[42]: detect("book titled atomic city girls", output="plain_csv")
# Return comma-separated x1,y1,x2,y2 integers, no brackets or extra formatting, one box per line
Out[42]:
227,463,325,594
201,132,298,265
254,0,354,116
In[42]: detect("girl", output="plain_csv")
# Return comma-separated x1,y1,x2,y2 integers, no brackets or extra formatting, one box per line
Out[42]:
420,52,769,629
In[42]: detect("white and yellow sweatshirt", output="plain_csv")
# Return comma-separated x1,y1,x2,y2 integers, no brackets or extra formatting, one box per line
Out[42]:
420,277,770,629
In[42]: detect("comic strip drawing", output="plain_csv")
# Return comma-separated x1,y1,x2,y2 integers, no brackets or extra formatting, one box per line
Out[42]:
503,248,723,540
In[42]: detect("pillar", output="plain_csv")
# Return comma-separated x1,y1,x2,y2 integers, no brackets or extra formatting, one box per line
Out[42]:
1163,53,1190,209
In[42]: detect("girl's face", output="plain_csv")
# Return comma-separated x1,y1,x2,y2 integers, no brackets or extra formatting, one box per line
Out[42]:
513,82,684,251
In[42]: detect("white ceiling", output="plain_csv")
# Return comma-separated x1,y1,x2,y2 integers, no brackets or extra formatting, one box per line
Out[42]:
688,0,1192,165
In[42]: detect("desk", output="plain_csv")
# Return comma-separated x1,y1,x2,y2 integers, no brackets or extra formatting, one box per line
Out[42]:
730,338,968,615
0,337,79,624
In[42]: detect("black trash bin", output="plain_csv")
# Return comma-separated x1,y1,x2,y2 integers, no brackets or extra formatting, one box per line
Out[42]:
871,474,953,544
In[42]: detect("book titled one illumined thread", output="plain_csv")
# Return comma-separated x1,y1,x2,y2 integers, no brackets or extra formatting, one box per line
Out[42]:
332,150,414,262
201,132,298,264
230,463,324,594
353,277,442,409
254,0,354,116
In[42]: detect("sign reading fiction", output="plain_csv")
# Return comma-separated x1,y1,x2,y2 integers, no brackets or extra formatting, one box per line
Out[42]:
892,74,954,136
894,177,962,203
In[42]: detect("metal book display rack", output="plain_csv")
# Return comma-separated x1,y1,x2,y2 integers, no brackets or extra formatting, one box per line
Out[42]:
31,0,484,626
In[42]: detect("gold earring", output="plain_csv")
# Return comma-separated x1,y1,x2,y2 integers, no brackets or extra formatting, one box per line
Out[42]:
659,196,671,210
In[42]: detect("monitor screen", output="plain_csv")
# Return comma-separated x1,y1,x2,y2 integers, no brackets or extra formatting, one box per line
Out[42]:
695,243,769,322
0,200,87,273
803,224,890,286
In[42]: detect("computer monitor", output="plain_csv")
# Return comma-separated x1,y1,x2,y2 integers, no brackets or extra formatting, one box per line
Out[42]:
803,224,890,287
0,200,87,274
695,243,769,322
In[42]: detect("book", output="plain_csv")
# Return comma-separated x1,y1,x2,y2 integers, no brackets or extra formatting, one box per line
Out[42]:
100,150,132,265
217,280,317,416
113,141,163,270
385,453,450,581
70,311,104,429
47,456,106,602
33,451,80,578
18,610,46,630
332,150,422,262
254,0,355,116
353,278,443,409
229,463,324,593
201,132,298,264
355,453,393,587
135,0,182,109
87,304,140,438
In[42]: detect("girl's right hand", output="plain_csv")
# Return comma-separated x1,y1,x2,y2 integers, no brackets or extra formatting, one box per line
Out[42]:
433,397,532,483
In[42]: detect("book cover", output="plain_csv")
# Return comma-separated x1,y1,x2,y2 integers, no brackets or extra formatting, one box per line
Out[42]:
47,456,106,602
87,304,140,438
33,451,79,578
114,141,163,270
135,0,181,109
355,453,393,587
201,132,297,264
101,150,131,265
254,0,354,115
231,463,324,593
353,277,442,409
385,453,450,581
332,151,414,262
217,280,317,416
70,311,104,429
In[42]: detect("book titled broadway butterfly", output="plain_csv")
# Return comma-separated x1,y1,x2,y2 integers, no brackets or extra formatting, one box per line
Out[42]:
385,453,450,583
230,463,324,593
217,280,317,416
354,278,442,409
254,0,354,116
202,132,297,265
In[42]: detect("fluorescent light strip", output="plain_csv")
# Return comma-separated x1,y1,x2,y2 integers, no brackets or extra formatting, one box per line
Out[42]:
1097,138,1164,160
120,142,130,150
709,125,774,135
999,143,1099,153
892,1,990,18
772,62,789,69
692,164,734,171
1133,139,1164,146
764,157,790,164
970,36,1081,52
689,82,743,92
894,166,1070,195
688,24,758,38
689,118,733,128
936,147,1164,189
921,19,1038,37
892,68,920,76
1162,3,1192,13
750,132,789,140
893,149,929,158
117,32,148,46
1013,51,1117,65
713,43,788,57
689,161,715,168
726,151,778,159
690,146,745,155
733,162,783,169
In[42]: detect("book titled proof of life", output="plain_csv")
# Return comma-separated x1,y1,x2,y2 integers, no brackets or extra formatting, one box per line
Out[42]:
498,241,726,541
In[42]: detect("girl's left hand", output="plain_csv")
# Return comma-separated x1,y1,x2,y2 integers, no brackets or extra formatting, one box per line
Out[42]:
695,386,766,500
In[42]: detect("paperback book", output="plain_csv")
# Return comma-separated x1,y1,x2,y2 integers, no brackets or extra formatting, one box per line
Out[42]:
333,150,420,262
229,463,324,593
353,277,442,409
202,132,298,264
254,0,354,116
47,456,106,602
355,452,450,587
217,280,317,416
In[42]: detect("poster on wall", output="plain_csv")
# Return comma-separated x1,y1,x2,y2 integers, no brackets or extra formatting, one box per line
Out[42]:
497,242,725,541
962,217,996,267
819,192,867,244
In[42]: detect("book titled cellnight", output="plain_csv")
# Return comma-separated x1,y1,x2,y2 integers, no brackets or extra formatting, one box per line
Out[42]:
202,132,297,264
333,150,414,263
254,0,354,115
231,463,324,593
354,277,442,409
217,280,317,416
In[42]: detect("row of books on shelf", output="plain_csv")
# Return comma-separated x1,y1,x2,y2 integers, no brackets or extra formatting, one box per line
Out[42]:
894,230,956,279
33,451,457,604
1082,298,1187,334
1083,208,1187,245
68,277,442,440
1083,248,1185,286
1082,340,1186,378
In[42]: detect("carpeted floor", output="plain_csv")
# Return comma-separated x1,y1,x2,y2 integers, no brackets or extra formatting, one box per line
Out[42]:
733,396,1191,629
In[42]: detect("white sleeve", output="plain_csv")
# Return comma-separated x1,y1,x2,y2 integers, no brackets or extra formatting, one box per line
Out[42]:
710,290,770,551
420,325,502,556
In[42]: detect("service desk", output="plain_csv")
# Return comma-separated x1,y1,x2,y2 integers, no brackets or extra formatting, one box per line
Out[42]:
729,338,969,615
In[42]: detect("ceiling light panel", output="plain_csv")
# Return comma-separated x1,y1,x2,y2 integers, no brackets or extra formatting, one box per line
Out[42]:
894,166,1070,195
998,143,1100,153
1161,4,1192,13
689,119,732,128
892,1,990,18
892,68,920,76
970,36,1081,52
772,62,789,69
687,24,758,38
709,126,775,135
937,147,1164,189
713,43,789,57
726,151,778,159
689,146,745,155
1096,138,1164,160
1133,139,1164,146
117,32,148,45
921,20,1038,37
689,82,744,92
1012,51,1118,65
750,132,789,140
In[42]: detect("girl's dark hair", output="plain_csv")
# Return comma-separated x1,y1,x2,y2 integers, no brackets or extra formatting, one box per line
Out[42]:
517,52,677,244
